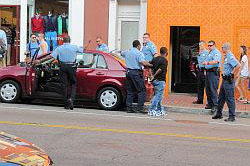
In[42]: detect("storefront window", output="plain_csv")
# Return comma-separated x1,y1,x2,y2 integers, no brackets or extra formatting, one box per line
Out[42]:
28,0,69,52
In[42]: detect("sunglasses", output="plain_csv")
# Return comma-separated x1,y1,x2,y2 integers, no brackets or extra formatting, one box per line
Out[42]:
208,45,214,47
32,37,36,39
96,40,100,43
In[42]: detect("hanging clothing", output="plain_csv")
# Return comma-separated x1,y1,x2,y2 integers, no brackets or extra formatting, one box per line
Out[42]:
57,16,63,35
62,16,68,33
44,15,58,32
58,32,68,45
58,15,68,35
45,31,58,51
31,15,44,33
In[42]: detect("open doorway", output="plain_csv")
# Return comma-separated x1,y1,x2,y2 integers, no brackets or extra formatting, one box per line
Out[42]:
170,26,200,93
0,6,20,66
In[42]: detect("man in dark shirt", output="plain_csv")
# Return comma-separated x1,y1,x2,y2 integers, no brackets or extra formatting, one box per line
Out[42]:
148,47,168,116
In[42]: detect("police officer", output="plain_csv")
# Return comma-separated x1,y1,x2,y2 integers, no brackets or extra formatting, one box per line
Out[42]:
212,42,240,122
96,37,109,53
37,36,84,110
142,33,157,62
193,41,209,104
123,40,153,113
203,41,222,114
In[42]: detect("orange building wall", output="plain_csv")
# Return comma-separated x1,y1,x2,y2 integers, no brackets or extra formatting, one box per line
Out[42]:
147,0,250,99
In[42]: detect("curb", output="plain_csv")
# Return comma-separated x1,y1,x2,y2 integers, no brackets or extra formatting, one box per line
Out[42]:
145,105,250,119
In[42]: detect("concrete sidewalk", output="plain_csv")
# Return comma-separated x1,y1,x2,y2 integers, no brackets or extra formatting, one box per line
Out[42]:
148,93,250,118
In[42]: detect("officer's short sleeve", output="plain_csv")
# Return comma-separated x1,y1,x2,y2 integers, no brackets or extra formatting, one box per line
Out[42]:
103,45,109,52
121,50,128,57
52,47,59,59
213,53,219,62
229,56,239,68
77,46,84,53
149,43,157,55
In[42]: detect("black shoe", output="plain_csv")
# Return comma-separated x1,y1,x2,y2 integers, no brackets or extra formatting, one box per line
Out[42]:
212,114,223,119
210,106,218,115
127,107,136,113
136,107,148,114
205,105,212,109
127,110,136,113
68,99,74,110
193,101,203,104
64,106,69,110
224,117,236,122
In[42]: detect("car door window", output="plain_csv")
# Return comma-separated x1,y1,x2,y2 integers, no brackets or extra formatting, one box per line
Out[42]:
96,55,108,69
76,53,97,68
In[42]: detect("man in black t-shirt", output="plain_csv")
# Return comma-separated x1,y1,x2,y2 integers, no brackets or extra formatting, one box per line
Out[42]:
148,47,168,116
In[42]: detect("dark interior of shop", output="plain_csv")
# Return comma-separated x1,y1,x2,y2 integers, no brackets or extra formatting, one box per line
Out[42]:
0,6,19,66
171,26,200,93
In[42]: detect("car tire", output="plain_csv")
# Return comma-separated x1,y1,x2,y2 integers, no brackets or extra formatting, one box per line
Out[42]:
97,87,121,110
0,80,21,103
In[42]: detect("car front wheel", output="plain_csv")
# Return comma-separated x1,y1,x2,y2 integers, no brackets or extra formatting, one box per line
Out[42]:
0,80,21,103
97,87,121,110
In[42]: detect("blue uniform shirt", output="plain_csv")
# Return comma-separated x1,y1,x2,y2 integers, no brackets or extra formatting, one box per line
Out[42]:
96,43,109,52
142,41,157,62
223,52,239,76
198,50,209,68
205,48,222,69
123,47,145,70
26,41,39,57
52,43,84,63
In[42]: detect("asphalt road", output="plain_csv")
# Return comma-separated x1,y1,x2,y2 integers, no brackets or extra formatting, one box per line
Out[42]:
0,103,250,166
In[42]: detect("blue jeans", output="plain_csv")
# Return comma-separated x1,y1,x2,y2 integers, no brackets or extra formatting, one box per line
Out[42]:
150,80,166,114
45,31,58,51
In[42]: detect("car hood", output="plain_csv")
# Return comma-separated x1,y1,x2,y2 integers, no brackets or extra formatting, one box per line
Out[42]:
0,132,53,166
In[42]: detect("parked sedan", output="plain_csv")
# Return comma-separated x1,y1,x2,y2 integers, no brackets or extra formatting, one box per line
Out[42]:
0,132,53,166
0,50,153,110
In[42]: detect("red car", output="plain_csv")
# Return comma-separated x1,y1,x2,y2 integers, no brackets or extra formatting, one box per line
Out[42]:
0,50,153,110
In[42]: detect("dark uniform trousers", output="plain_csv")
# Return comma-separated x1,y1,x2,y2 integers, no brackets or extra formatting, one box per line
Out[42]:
60,63,77,105
126,69,146,109
205,70,219,108
216,79,236,118
197,69,206,102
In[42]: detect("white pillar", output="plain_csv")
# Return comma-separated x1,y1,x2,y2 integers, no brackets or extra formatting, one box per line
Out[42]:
108,0,117,51
69,0,84,46
139,0,147,40
20,0,28,62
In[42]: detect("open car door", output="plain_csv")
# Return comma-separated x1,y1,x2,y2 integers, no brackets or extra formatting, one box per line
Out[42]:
25,50,40,96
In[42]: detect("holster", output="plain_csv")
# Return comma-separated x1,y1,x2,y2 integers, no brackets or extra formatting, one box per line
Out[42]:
222,74,234,84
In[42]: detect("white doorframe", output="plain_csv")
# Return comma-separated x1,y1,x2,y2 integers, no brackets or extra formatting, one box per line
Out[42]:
108,0,147,51
68,0,84,46
108,0,118,52
0,0,35,62
117,17,140,51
